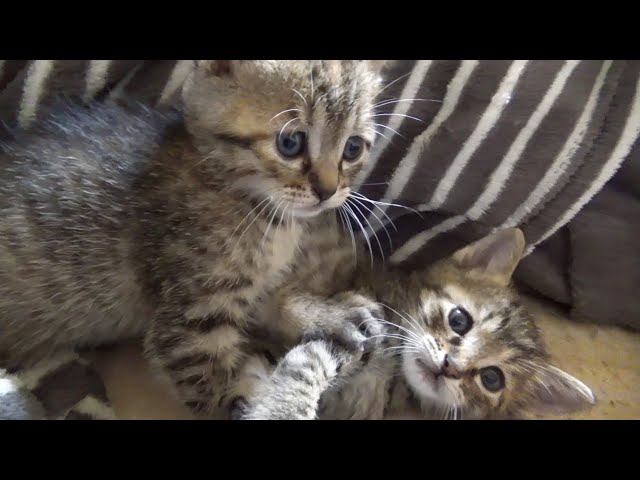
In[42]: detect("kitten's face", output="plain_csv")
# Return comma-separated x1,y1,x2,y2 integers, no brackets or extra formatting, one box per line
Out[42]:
394,229,596,419
183,60,384,218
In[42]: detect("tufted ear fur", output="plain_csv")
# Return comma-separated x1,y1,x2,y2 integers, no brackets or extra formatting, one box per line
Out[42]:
451,228,526,286
525,363,596,416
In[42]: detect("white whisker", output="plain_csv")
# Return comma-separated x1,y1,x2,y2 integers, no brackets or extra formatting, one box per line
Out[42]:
350,192,399,232
349,195,393,248
279,117,301,139
373,98,442,109
377,303,426,339
343,202,374,266
347,198,385,262
371,130,391,141
232,197,273,253
373,314,425,344
338,207,357,262
372,113,426,124
368,332,422,348
271,108,303,122
259,199,283,251
358,197,423,218
274,202,288,240
229,196,271,240
374,72,412,100
291,88,307,106
373,122,405,140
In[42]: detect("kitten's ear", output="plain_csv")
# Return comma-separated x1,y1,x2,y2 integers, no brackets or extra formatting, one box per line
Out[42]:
451,228,526,286
526,364,596,416
195,60,239,77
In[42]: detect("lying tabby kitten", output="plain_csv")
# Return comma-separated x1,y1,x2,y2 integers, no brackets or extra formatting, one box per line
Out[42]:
242,228,597,420
0,60,387,418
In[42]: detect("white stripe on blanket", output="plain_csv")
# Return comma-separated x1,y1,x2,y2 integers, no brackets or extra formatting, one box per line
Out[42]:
390,215,466,264
84,60,112,101
387,61,584,263
501,60,613,229
355,60,433,186
529,74,640,253
426,60,529,210
108,62,144,100
18,60,55,128
158,60,194,106
466,60,581,221
376,61,478,206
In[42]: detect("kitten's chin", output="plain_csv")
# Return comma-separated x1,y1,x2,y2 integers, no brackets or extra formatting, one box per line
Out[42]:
291,199,345,218
291,204,328,218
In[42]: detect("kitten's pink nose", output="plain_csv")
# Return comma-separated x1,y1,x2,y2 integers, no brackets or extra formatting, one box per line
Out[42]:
309,172,337,202
441,354,462,379
312,185,336,202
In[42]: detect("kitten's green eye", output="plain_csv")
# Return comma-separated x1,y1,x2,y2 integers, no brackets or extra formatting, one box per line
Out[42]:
480,367,505,392
343,136,365,161
276,132,306,158
448,307,473,336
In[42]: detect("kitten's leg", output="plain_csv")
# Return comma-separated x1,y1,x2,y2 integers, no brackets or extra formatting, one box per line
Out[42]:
144,309,271,419
241,340,352,420
2,352,115,420
277,290,387,353
145,289,386,419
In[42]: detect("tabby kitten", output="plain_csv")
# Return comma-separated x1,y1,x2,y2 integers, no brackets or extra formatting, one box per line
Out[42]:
242,228,596,420
0,60,385,418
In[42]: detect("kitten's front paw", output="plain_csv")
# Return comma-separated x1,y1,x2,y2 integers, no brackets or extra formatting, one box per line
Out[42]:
303,303,387,360
229,396,249,420
343,304,387,352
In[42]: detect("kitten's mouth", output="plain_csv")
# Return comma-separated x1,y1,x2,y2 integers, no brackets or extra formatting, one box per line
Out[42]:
416,359,440,386
403,354,443,403
292,199,345,218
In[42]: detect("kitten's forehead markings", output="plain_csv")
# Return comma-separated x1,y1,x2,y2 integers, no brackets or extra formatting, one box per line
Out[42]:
443,285,477,313
444,285,497,329
308,106,326,161
419,294,443,326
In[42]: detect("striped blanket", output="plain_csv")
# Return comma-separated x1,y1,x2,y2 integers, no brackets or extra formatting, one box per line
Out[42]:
0,60,638,334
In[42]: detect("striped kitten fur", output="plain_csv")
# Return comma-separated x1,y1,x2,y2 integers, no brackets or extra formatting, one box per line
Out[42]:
242,228,596,420
0,60,386,418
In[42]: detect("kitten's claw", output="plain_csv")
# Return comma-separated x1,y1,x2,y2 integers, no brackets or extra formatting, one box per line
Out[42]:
302,293,387,370
229,396,249,420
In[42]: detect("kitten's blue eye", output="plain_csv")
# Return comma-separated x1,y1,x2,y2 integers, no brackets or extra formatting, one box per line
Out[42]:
276,132,305,158
480,367,505,392
343,136,365,161
448,307,473,336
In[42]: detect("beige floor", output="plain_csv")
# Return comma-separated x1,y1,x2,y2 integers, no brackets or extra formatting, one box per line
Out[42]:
93,297,640,420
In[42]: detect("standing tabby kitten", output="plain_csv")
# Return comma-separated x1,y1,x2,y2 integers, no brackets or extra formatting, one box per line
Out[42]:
0,60,385,418
242,228,596,420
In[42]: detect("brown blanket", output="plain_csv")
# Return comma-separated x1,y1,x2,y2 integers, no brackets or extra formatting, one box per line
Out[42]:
0,60,638,330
